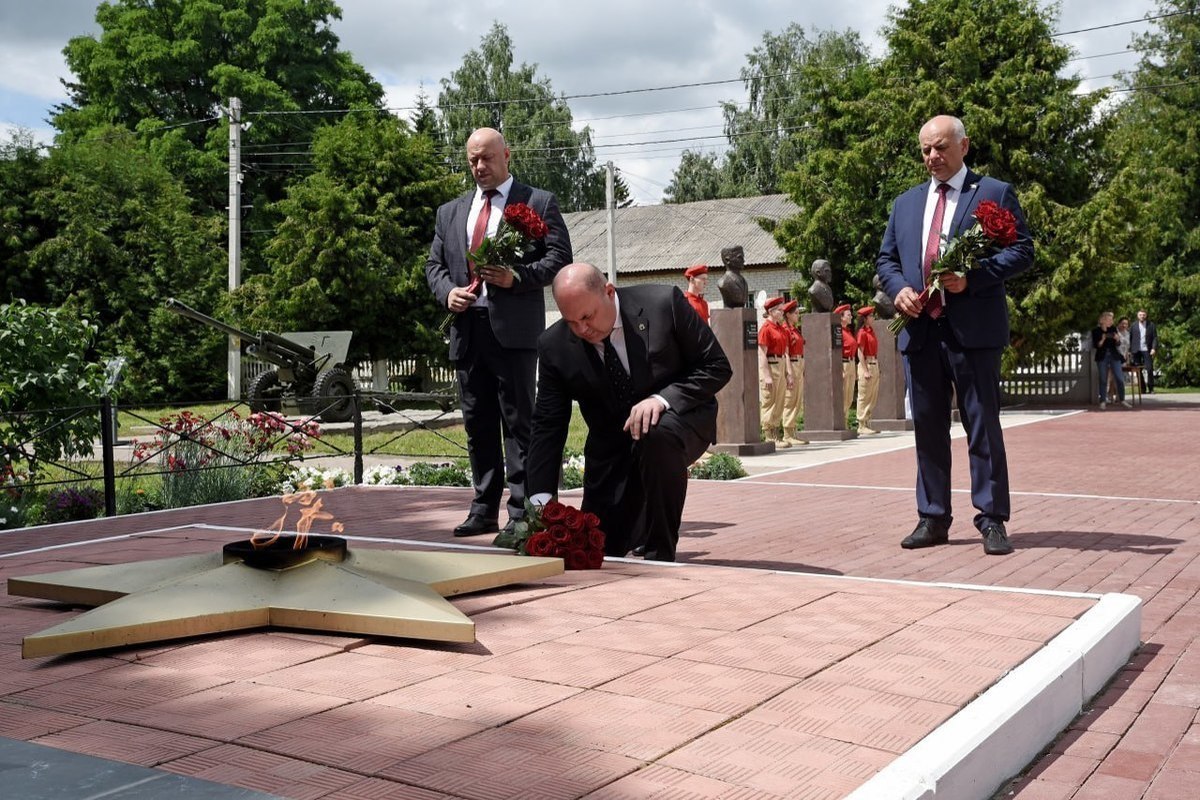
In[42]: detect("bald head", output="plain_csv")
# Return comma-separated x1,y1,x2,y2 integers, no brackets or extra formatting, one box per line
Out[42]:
919,115,969,182
466,127,511,191
554,264,617,344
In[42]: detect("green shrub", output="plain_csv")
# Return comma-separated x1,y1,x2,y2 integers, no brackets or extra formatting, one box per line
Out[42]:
406,461,470,487
42,486,105,523
689,452,747,480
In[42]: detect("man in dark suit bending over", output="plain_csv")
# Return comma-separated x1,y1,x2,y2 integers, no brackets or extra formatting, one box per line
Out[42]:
526,264,731,561
426,128,572,538
876,115,1034,556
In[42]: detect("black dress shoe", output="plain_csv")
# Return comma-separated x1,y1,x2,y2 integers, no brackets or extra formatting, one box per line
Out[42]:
453,514,499,537
981,523,1013,555
631,545,646,557
900,519,949,549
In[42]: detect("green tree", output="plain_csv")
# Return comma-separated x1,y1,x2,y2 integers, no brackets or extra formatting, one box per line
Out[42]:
663,151,736,204
436,22,626,212
0,131,54,302
0,300,108,475
774,0,1127,362
232,113,458,366
666,26,874,203
1105,0,1200,385
55,0,387,237
29,131,225,402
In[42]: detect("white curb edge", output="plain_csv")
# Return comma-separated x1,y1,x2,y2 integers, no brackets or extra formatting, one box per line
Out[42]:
844,592,1142,800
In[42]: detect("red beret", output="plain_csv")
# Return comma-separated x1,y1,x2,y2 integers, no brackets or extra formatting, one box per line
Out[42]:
781,300,799,314
858,306,875,316
765,296,785,310
834,304,851,314
684,264,708,278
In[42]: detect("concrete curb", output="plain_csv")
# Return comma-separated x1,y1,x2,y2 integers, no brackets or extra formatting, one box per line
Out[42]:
844,592,1142,799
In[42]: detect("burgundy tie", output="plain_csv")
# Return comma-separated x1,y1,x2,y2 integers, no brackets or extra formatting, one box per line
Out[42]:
469,189,498,269
923,183,949,319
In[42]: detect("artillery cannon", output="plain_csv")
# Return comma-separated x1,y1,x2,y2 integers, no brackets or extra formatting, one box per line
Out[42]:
165,299,357,423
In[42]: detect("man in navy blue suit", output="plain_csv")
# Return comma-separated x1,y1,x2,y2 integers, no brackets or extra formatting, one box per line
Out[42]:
876,115,1034,556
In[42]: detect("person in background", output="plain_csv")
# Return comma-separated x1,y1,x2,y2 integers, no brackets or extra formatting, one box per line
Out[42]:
836,304,858,423
758,297,793,448
1092,310,1131,410
781,300,807,446
682,264,710,323
1111,316,1131,402
855,306,881,434
1129,309,1158,393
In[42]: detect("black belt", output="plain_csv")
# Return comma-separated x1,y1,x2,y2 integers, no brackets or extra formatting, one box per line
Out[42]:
766,357,783,363
843,358,853,363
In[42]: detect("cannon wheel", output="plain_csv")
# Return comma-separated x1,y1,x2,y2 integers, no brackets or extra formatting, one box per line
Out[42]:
312,367,357,423
246,369,283,414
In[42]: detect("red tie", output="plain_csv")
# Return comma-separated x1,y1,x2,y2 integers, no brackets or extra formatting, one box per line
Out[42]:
924,183,949,319
469,189,498,268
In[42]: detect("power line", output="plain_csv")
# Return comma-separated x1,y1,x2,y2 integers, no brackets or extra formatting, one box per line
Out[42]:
1051,10,1188,37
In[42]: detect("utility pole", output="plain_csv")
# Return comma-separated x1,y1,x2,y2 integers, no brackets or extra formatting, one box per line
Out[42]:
227,97,242,401
605,161,617,285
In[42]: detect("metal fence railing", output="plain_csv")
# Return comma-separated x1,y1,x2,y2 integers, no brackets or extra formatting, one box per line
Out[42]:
2,390,464,523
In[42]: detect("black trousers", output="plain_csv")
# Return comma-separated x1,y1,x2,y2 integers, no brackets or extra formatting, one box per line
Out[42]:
581,410,709,562
455,310,537,521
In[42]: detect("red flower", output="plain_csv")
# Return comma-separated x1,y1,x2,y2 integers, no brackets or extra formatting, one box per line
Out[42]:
503,203,549,240
547,524,571,544
565,549,590,570
563,507,584,531
583,512,601,529
569,528,589,549
585,548,605,569
541,501,569,524
588,528,605,549
973,200,1018,247
525,531,555,557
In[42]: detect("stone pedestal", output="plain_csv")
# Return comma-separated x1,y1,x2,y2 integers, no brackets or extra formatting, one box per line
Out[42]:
800,312,856,442
872,320,913,431
711,308,774,455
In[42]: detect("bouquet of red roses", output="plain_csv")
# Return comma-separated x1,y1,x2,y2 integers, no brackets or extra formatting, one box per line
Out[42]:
440,202,550,333
493,499,605,570
888,199,1019,335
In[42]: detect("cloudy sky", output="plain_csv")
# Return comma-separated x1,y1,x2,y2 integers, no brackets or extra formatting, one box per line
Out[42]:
0,0,1159,204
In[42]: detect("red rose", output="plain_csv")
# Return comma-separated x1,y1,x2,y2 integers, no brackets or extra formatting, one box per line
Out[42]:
582,512,600,529
585,548,605,569
563,507,584,531
503,203,549,240
565,549,590,570
974,200,1018,247
588,528,605,549
541,501,568,524
524,531,555,557
569,528,589,549
547,524,571,544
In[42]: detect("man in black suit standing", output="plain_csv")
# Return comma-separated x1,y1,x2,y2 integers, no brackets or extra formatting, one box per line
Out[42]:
426,128,572,537
876,115,1034,556
526,264,731,562
1129,309,1158,393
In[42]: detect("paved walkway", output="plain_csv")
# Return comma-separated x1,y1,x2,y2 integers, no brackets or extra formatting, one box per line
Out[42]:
2,393,1198,799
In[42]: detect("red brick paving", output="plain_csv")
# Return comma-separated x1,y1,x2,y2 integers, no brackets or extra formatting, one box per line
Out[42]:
1,398,1198,798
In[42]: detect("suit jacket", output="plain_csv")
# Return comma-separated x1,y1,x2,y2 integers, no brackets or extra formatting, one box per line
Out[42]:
876,171,1034,352
425,180,572,359
1129,320,1157,353
526,285,732,497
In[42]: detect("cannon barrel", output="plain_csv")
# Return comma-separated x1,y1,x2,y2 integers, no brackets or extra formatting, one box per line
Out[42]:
164,298,321,372
164,298,254,342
